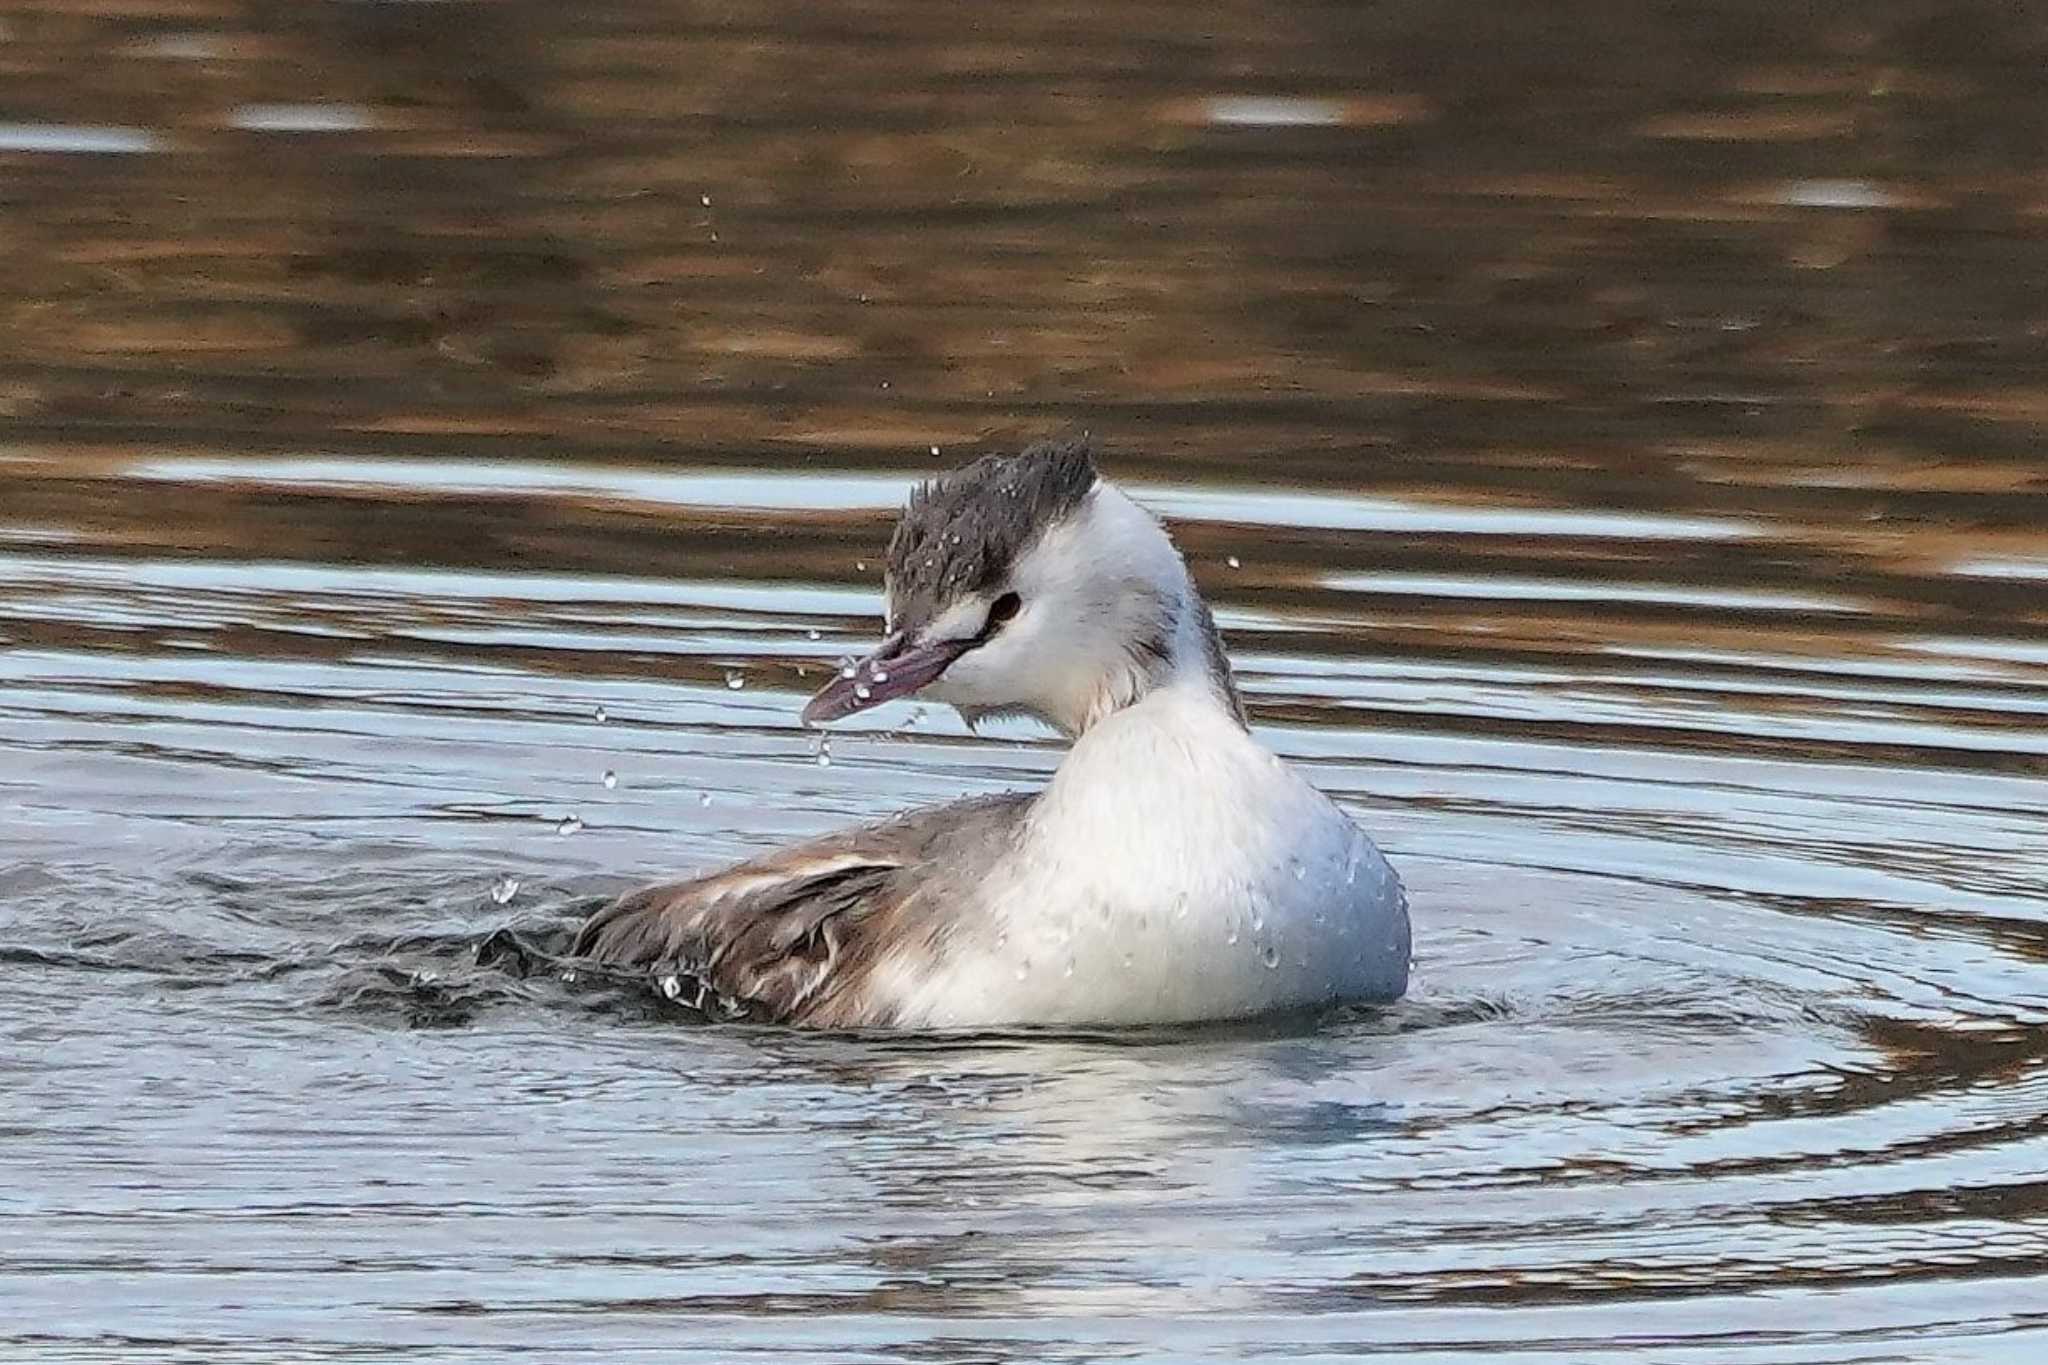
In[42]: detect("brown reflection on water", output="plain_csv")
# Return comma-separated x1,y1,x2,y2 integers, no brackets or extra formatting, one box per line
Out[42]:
1,0,2045,495
3,0,2046,716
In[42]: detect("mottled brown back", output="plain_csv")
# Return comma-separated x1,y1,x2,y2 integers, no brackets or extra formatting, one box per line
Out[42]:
572,792,1033,1027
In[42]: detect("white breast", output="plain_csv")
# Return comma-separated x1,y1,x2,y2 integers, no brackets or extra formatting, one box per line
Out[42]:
888,685,1410,1028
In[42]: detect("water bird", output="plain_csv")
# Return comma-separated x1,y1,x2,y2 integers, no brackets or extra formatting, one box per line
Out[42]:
572,437,1410,1027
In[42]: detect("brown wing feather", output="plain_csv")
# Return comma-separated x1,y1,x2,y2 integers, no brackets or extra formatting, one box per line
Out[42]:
573,793,1031,1027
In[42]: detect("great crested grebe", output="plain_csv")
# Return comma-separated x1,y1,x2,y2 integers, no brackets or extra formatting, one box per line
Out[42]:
573,437,1410,1028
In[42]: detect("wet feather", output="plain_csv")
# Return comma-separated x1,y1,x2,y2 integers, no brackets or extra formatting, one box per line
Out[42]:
572,793,1032,1026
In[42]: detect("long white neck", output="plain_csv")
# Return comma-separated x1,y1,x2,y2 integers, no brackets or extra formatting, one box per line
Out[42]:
1031,484,1247,738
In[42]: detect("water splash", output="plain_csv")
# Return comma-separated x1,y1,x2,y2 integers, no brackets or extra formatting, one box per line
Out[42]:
556,814,584,836
489,875,520,905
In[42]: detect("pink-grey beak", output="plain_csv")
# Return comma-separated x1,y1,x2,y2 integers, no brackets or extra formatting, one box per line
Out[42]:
802,630,970,726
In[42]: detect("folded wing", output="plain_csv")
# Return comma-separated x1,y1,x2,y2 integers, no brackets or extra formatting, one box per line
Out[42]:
572,793,1031,1027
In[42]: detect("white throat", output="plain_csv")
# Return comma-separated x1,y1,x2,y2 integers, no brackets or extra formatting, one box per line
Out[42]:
921,482,1245,739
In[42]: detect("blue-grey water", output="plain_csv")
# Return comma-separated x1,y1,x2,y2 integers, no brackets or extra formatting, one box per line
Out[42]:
4,2,2048,1361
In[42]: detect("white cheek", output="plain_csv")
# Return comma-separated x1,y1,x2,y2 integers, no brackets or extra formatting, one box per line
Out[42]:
926,598,987,641
927,652,988,703
930,619,1034,705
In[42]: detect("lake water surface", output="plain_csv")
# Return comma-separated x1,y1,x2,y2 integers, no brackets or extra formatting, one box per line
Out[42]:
4,2,2048,1361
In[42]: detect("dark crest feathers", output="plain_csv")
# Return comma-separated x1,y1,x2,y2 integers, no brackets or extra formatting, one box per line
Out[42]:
886,436,1098,633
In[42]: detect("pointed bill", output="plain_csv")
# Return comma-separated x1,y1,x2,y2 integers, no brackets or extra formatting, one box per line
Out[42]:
802,632,970,726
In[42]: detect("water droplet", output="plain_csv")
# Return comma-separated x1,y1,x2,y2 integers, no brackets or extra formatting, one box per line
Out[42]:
560,969,578,984
1013,964,1028,981
1225,924,1240,946
490,875,520,905
660,974,683,1000
602,769,617,789
807,628,822,641
1292,861,1306,881
592,704,607,724
810,734,833,768
725,669,745,690
872,668,889,683
700,193,711,206
930,445,941,456
856,560,868,571
1260,945,1280,969
1250,910,1266,932
1062,960,1074,978
698,792,713,808
556,814,583,836
880,380,890,389
1120,952,1134,969
839,660,858,680
854,684,872,700
815,749,832,767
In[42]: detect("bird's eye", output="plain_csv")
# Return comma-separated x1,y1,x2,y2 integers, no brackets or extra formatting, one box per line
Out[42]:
986,592,1022,630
